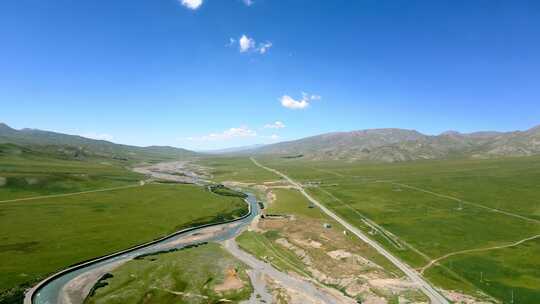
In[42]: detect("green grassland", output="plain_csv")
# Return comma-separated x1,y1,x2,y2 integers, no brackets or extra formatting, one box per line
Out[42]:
266,188,326,219
425,238,540,303
86,243,253,304
198,156,279,183
260,155,540,219
0,143,143,200
208,184,248,198
256,155,540,301
0,183,248,302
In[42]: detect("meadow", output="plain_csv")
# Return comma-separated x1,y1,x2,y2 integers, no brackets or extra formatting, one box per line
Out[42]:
197,156,279,183
256,155,540,302
0,144,142,200
0,158,247,304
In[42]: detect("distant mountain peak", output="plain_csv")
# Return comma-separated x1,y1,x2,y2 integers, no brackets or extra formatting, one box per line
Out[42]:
440,130,462,136
0,122,13,129
528,124,540,133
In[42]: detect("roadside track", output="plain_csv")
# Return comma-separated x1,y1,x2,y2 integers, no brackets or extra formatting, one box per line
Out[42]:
0,184,141,204
388,182,540,224
421,234,540,274
250,157,449,304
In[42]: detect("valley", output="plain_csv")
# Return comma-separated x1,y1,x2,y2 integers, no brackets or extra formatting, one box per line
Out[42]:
2,124,540,304
249,155,540,302
0,145,247,304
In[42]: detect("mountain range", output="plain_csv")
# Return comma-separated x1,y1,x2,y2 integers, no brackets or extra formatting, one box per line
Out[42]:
248,125,540,162
2,122,540,163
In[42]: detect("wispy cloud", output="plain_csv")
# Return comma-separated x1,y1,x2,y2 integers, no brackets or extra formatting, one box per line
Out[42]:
180,0,203,10
231,35,272,54
226,37,236,47
268,134,280,141
280,92,321,110
242,0,254,6
186,126,257,141
81,132,114,141
264,121,286,129
258,41,272,54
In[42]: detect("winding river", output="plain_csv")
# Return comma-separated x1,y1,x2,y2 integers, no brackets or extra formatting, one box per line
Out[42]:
26,193,260,304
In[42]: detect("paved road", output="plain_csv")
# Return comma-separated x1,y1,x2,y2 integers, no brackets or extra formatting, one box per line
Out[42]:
250,157,450,304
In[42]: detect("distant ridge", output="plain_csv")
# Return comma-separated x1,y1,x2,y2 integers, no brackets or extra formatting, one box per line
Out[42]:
201,144,267,154
0,123,195,162
248,125,540,162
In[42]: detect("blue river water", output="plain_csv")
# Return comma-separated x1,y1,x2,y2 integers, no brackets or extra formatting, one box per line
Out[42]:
32,193,259,304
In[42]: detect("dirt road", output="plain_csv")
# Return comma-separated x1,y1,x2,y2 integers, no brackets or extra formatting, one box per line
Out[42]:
224,239,355,304
421,234,540,274
0,184,140,204
250,157,449,304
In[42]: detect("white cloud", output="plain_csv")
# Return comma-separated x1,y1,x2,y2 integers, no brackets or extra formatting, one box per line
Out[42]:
269,134,280,140
264,121,285,129
81,133,114,141
180,0,203,10
239,35,255,52
232,35,272,54
281,95,309,109
280,92,321,110
187,126,257,141
243,0,254,6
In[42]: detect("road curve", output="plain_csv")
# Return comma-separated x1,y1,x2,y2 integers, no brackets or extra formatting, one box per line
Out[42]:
250,157,449,304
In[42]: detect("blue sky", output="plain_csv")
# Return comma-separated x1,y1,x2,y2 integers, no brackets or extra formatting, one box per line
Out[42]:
1,0,539,150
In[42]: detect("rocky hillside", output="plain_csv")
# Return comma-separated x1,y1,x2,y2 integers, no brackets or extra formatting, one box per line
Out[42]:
250,125,540,162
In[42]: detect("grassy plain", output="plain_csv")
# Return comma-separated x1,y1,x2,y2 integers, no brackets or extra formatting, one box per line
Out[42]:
0,144,142,200
198,156,279,183
86,243,253,304
256,155,540,301
0,183,247,302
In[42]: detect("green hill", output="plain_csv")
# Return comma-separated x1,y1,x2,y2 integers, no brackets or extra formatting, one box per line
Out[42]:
0,123,195,163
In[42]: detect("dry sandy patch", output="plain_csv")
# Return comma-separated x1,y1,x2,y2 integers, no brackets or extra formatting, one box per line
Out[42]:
214,266,244,292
